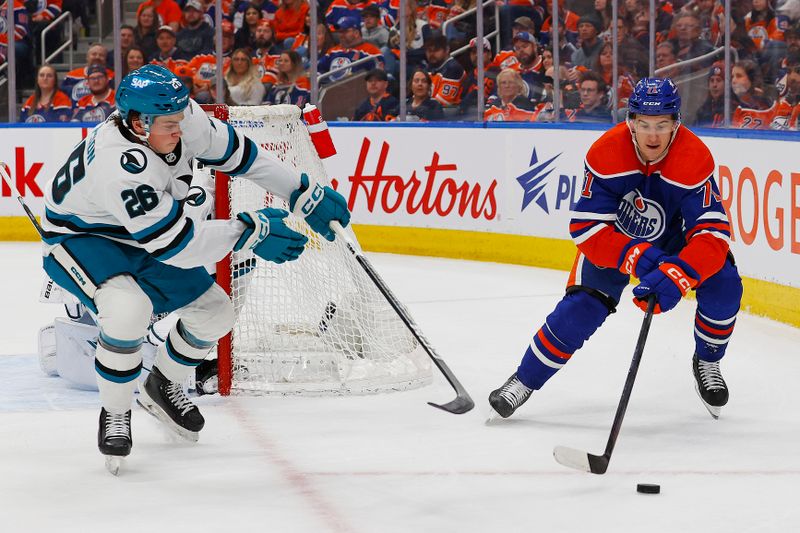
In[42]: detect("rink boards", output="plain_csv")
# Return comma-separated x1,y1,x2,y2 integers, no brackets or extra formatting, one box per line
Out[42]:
0,122,797,326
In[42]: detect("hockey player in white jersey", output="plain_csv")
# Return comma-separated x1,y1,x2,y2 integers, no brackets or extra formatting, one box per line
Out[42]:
40,65,351,472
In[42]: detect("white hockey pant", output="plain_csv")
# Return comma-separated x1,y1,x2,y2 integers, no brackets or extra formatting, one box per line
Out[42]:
94,276,153,413
154,283,234,383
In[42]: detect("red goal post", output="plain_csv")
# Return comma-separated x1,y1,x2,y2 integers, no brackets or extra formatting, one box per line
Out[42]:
199,103,432,397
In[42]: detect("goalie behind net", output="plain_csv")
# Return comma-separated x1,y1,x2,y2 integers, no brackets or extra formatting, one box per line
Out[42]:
208,105,432,395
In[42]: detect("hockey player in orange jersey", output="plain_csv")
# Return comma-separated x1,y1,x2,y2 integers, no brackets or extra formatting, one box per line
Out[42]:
489,78,741,421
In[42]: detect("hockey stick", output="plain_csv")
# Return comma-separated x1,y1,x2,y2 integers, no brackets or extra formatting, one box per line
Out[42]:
329,221,474,414
0,163,44,237
553,294,657,474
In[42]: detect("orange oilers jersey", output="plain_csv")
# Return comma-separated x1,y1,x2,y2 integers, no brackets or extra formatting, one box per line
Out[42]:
570,122,730,284
429,57,465,106
731,103,778,130
492,50,518,70
188,54,231,88
483,102,536,121
744,14,787,49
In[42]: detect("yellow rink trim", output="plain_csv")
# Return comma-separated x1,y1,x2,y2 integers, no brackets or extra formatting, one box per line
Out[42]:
2,217,797,328
351,224,800,329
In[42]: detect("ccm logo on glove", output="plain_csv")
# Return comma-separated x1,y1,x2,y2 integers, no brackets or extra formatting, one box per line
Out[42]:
299,184,325,216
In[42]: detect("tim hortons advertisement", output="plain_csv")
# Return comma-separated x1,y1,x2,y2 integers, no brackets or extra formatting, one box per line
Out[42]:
0,128,85,216
0,125,798,287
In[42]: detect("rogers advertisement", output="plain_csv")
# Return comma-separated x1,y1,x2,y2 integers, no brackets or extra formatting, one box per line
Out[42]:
1,124,798,289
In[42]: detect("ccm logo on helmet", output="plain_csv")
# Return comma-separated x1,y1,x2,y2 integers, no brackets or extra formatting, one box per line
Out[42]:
642,101,661,105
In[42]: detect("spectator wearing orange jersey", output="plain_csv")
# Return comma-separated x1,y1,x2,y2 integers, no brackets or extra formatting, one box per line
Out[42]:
353,68,399,121
744,0,787,50
273,0,308,44
540,0,580,46
137,0,183,32
226,47,266,104
423,31,465,106
61,44,115,105
71,64,116,123
484,69,536,121
20,65,72,123
731,59,774,129
177,0,214,57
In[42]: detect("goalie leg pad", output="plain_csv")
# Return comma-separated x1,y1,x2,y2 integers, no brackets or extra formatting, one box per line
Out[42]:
517,290,612,390
693,259,742,362
53,317,101,390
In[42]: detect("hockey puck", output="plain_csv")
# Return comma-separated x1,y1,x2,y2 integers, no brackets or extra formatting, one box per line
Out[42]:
636,483,660,494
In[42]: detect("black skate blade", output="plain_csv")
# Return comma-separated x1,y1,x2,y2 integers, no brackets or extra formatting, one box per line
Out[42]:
136,389,200,443
553,446,610,474
427,395,474,415
105,455,124,476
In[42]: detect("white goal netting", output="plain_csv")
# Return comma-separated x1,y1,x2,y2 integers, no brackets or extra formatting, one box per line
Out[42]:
211,105,432,395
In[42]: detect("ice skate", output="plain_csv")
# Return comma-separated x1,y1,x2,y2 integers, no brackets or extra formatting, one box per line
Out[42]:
692,354,729,419
98,408,131,475
137,366,205,442
488,373,533,420
194,358,218,396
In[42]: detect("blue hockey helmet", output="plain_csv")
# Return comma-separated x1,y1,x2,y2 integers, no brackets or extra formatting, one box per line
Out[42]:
117,65,190,131
627,77,681,119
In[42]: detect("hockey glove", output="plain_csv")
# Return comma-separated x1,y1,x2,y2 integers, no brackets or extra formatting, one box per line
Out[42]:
234,208,308,264
289,173,351,241
632,257,699,314
618,241,667,278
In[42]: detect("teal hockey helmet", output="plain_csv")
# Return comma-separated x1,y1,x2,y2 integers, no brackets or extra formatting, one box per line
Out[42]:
117,65,190,131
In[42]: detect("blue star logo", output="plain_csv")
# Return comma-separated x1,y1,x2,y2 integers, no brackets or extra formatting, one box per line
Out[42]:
516,147,561,213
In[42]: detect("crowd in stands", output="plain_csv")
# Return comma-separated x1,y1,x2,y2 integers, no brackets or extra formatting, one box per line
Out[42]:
5,0,800,129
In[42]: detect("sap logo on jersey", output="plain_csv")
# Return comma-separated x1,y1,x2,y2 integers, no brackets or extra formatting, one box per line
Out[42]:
615,190,666,240
120,148,148,174
130,77,152,89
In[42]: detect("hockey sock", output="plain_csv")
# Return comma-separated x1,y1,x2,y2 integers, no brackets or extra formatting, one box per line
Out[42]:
154,320,215,383
693,310,736,362
95,334,143,414
517,290,611,390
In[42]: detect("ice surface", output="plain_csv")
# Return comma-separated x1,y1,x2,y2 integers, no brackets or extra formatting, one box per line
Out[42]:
1,242,798,532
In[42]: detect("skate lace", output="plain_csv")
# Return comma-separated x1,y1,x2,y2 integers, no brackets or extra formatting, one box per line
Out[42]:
499,378,532,408
166,382,196,416
697,360,725,390
105,412,130,439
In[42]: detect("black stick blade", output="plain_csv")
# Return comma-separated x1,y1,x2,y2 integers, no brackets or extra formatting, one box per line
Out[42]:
553,446,609,475
427,395,475,414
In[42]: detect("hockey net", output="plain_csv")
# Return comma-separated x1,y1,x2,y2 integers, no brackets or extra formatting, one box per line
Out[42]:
203,104,432,396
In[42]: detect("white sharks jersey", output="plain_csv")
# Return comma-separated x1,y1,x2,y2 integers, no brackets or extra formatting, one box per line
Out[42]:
41,99,300,269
